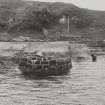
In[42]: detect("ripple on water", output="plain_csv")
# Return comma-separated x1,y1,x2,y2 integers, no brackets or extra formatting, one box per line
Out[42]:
0,56,105,105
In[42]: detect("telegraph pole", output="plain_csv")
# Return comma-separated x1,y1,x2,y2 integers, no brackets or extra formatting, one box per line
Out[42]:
67,16,70,33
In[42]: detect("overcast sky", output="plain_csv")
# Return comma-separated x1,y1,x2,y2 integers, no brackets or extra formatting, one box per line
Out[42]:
26,0,105,11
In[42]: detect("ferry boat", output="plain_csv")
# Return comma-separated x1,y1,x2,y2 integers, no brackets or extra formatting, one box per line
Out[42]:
13,43,72,76
19,54,71,76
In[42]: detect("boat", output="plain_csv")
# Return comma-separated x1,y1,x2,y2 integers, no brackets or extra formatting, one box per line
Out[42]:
13,43,72,76
19,54,71,76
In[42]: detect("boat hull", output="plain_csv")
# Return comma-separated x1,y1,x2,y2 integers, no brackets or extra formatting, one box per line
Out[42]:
19,62,72,76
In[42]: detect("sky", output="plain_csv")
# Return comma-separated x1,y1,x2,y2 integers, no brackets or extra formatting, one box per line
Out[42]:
26,0,105,11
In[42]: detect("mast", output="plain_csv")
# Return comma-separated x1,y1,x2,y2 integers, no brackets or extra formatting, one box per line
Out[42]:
67,16,70,33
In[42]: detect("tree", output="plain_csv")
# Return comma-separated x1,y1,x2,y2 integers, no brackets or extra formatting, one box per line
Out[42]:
18,8,58,32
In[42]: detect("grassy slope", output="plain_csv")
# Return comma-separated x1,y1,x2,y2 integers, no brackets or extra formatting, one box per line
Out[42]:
78,9,105,40
0,0,105,41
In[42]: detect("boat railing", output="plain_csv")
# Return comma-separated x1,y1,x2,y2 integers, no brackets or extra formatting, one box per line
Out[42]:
19,56,71,67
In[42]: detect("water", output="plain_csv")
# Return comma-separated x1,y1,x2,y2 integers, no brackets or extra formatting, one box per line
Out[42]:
0,56,105,105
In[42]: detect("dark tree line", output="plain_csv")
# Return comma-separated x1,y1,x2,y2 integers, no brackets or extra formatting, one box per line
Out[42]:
18,8,59,31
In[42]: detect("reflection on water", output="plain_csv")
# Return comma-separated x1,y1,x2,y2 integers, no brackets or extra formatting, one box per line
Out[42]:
0,56,105,105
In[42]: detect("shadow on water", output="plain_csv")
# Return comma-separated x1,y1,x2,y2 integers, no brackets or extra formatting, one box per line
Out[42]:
17,72,72,89
22,73,71,81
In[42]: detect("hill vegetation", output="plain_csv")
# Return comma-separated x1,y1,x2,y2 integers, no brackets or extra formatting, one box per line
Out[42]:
0,0,105,41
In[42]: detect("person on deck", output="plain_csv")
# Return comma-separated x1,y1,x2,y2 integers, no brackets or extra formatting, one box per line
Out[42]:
91,54,97,62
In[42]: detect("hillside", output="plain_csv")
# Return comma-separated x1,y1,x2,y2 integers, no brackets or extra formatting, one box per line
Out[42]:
0,0,105,42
